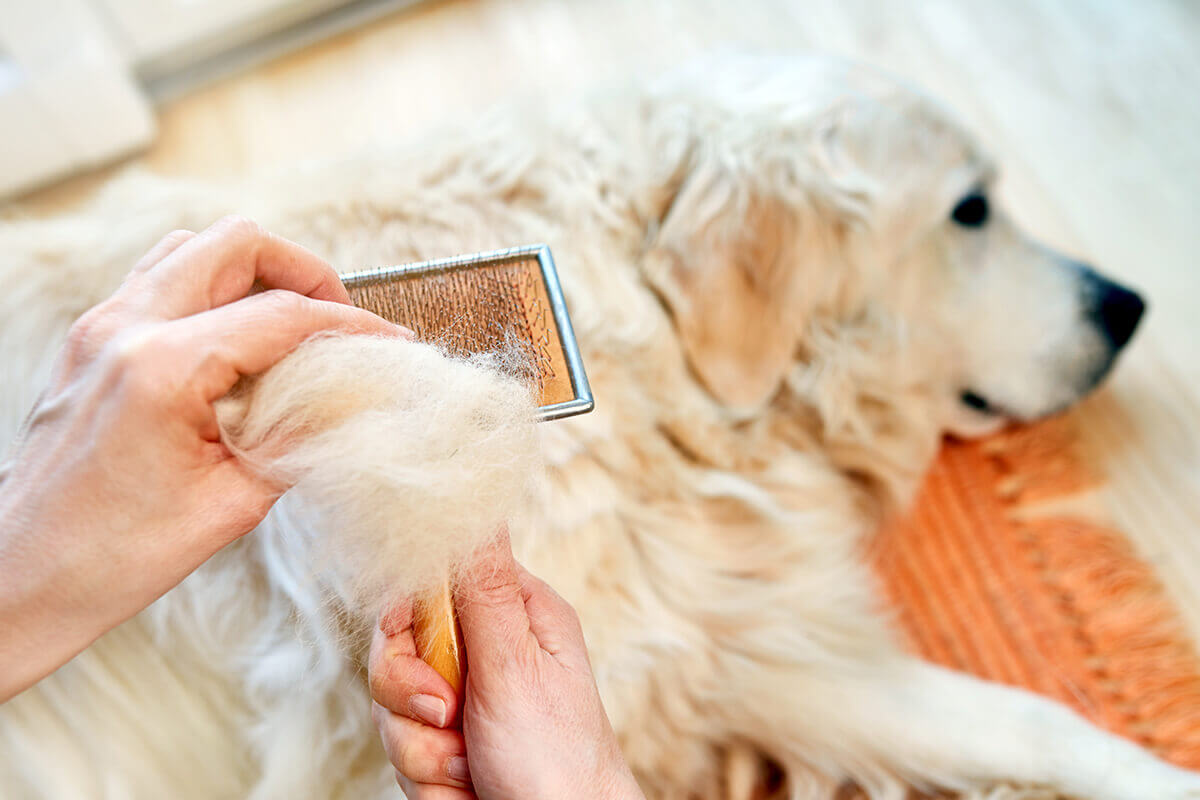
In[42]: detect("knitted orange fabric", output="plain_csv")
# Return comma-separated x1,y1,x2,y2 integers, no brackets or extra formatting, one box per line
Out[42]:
870,417,1200,777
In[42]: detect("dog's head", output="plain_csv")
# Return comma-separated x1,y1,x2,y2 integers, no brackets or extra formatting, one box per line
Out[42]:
879,138,1145,439
642,55,1144,486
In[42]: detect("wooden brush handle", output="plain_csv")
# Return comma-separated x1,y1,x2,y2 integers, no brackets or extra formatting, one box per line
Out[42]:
412,578,467,713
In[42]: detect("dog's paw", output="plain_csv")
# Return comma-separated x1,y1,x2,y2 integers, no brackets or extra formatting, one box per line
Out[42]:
1160,781,1200,800
1096,762,1200,800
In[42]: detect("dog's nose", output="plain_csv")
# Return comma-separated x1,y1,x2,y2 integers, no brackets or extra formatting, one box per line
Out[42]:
1084,272,1146,349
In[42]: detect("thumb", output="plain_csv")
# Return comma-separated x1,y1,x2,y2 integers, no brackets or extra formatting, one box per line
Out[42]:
514,565,589,663
454,527,531,665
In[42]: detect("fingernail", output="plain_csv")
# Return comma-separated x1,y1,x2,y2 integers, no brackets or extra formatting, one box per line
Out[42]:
446,756,470,783
394,323,416,340
409,694,447,727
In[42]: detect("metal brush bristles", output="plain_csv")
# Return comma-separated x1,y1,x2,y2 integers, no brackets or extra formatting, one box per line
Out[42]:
341,244,593,422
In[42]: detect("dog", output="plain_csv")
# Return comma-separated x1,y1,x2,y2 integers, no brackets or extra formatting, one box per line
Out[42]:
0,52,1191,800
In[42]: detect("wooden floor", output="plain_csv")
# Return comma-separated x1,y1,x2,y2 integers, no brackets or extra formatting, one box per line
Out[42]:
19,0,1200,640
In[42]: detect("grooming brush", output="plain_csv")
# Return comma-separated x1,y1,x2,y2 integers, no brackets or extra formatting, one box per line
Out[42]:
341,244,593,708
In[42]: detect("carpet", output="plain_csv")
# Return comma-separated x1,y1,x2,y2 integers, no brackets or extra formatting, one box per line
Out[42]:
867,416,1200,788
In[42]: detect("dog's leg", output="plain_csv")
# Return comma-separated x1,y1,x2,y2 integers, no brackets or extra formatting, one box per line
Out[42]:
736,657,1200,800
802,658,1200,800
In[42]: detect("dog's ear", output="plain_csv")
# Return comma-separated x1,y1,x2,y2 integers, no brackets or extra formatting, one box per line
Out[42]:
644,163,814,415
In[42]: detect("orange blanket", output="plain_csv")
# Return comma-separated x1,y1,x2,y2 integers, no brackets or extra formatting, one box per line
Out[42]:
871,417,1200,778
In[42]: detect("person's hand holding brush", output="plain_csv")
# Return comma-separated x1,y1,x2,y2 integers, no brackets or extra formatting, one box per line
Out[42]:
369,529,645,800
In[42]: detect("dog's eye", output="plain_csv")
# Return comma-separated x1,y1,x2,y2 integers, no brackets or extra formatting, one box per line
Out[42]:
951,193,989,228
960,390,992,412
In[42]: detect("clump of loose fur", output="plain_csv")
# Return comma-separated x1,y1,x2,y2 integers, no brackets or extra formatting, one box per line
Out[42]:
215,333,541,617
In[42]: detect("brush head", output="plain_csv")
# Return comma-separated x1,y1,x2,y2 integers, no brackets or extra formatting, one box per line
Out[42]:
341,245,593,422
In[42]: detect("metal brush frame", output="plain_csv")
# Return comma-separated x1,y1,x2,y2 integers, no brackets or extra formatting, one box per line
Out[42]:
341,244,595,422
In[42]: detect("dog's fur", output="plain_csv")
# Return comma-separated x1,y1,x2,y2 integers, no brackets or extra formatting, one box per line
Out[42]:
0,53,1193,800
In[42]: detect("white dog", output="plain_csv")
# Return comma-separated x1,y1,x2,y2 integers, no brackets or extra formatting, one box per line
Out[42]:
0,53,1191,800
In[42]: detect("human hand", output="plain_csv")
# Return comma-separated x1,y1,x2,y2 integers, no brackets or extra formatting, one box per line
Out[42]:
0,216,409,701
369,531,644,800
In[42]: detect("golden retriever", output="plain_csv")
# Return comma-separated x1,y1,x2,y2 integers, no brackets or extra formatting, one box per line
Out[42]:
0,52,1190,800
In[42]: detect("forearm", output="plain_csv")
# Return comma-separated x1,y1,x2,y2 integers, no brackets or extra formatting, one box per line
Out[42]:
0,493,107,702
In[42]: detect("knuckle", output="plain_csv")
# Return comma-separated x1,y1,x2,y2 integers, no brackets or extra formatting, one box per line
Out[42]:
462,585,520,620
469,568,522,600
367,656,393,701
160,226,193,245
255,288,311,317
379,601,414,638
160,229,195,248
367,647,395,698
65,307,104,356
383,721,422,777
395,739,417,776
66,296,134,357
253,289,359,338
104,328,171,395
211,214,262,242
109,329,154,368
369,649,421,704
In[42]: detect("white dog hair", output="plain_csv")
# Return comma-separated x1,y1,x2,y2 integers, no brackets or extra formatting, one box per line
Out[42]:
0,53,1188,800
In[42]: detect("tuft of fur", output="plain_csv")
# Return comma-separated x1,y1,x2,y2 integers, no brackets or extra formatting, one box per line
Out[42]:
215,333,541,619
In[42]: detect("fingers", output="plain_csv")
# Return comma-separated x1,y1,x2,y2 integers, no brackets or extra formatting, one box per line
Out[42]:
370,605,460,728
142,215,352,318
395,771,477,800
127,229,196,276
373,702,471,789
454,528,533,664
370,603,475,799
76,220,372,368
172,289,411,402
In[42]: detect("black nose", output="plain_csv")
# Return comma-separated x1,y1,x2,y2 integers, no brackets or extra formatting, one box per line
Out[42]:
1086,276,1146,349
